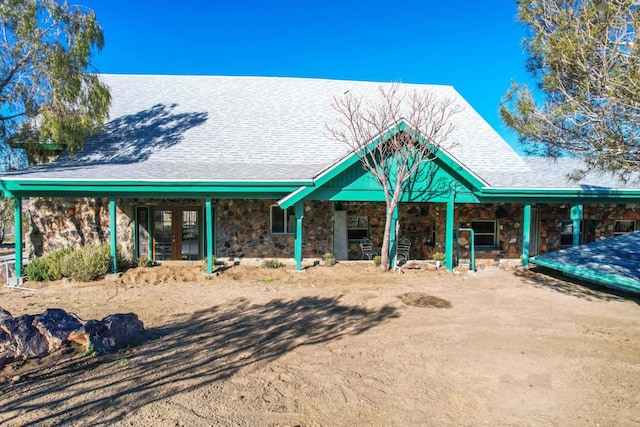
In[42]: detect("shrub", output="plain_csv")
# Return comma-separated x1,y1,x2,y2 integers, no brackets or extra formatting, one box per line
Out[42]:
432,251,446,261
262,259,283,269
322,252,336,266
44,248,74,280
25,258,50,282
137,257,156,268
373,255,382,267
61,244,111,282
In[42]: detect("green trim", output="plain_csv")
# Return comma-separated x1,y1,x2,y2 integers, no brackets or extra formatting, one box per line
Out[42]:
206,198,213,274
522,204,531,268
480,187,640,202
532,257,640,294
571,205,583,246
110,199,117,273
10,142,66,151
14,196,22,277
279,120,487,209
294,201,304,271
445,191,455,271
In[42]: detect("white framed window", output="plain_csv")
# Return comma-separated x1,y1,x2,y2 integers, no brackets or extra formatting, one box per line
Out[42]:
270,205,296,234
470,220,497,248
614,220,637,236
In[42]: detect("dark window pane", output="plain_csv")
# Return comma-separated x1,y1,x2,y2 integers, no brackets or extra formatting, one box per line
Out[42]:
271,206,285,233
475,235,495,247
471,221,495,234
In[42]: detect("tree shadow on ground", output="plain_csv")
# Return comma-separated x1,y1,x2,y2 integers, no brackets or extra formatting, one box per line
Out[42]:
0,296,399,426
515,267,640,304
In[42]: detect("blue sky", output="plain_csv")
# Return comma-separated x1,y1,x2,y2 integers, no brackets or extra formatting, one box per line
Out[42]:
83,0,531,152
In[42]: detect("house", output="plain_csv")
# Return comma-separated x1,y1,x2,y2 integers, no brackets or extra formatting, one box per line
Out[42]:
1,74,640,276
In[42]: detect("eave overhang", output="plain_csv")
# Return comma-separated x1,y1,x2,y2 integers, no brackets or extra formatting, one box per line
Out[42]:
0,178,311,198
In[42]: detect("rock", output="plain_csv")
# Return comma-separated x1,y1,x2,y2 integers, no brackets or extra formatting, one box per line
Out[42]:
33,309,83,351
69,313,144,354
0,308,12,321
0,314,50,362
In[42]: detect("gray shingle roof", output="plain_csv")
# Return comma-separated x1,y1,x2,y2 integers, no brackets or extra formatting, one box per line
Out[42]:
2,74,532,185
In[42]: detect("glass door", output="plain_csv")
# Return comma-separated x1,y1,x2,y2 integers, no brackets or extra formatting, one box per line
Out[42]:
152,207,201,260
181,209,199,260
154,210,174,260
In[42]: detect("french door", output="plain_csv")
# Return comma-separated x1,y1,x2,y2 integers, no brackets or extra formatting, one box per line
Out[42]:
153,207,201,260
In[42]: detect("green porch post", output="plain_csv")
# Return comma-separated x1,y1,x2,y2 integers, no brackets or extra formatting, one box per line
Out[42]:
14,196,22,277
445,191,455,271
522,204,531,268
206,198,214,274
571,204,583,246
294,201,304,270
389,204,399,269
109,198,117,273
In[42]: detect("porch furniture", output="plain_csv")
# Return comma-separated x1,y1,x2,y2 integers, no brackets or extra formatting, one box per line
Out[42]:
359,238,375,260
396,237,411,264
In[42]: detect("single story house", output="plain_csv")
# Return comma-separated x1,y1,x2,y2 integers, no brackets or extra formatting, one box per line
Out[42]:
1,75,639,276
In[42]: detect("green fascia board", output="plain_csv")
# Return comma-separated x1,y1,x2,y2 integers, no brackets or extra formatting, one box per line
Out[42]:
0,179,308,198
10,142,66,151
479,187,640,203
279,120,487,209
532,257,640,294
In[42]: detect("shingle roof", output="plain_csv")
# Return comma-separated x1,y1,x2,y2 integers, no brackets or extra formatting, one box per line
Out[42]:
2,74,531,185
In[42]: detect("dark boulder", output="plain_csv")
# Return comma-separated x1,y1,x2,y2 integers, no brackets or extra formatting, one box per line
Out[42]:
0,314,50,363
33,308,83,351
68,313,144,354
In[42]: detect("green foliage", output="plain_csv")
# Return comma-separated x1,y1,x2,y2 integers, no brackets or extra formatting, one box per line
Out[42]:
61,245,110,282
45,248,74,280
25,248,72,281
0,0,111,163
432,251,446,261
0,197,13,244
262,259,284,269
501,0,640,179
373,255,382,267
322,252,337,266
26,245,128,282
25,258,50,282
137,257,156,268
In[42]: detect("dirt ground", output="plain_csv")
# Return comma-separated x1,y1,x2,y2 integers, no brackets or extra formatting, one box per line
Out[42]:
0,261,639,426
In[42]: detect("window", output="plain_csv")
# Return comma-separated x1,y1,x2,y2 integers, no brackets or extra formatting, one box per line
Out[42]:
271,205,296,234
471,221,497,247
560,220,599,247
560,220,574,247
614,220,637,236
347,216,369,240
136,207,150,259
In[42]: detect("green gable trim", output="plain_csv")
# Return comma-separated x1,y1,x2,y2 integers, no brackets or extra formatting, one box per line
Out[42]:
279,120,487,209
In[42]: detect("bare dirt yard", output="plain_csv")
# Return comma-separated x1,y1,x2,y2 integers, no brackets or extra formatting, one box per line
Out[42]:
1,262,639,426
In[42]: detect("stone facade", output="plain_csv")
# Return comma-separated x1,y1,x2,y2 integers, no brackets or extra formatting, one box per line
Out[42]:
24,197,640,265
27,198,134,260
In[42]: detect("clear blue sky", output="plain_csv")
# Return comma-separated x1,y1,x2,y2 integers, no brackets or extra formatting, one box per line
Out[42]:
83,0,531,152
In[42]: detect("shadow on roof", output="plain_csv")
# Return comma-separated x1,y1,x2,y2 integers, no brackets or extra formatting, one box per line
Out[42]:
27,104,209,173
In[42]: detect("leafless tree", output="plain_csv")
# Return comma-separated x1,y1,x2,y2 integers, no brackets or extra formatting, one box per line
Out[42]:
329,84,460,270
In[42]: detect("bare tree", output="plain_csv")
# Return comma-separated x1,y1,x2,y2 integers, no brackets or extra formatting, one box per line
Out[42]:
329,84,460,270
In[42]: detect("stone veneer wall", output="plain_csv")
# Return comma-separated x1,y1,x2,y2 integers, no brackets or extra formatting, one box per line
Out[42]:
215,199,333,259
27,197,134,260
538,203,640,253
